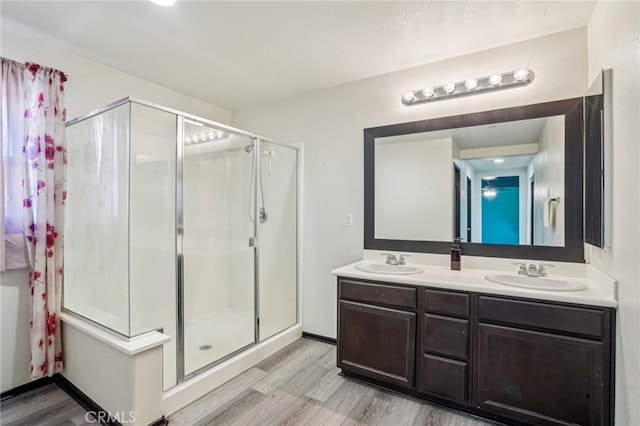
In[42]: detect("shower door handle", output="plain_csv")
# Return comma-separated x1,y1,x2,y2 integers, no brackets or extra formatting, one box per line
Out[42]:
249,237,256,247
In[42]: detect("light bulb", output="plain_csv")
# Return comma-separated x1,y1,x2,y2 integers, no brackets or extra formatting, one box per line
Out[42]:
443,83,456,94
465,79,478,90
493,158,504,164
402,91,416,103
489,74,502,86
483,188,497,199
149,0,176,6
422,87,435,98
514,69,530,82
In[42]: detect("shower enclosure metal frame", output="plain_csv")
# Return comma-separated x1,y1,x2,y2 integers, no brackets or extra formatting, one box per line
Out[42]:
64,97,300,389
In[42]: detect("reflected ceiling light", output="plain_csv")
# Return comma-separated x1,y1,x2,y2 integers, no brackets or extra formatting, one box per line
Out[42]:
149,0,177,6
185,130,229,145
401,69,534,106
493,158,504,164
483,187,497,199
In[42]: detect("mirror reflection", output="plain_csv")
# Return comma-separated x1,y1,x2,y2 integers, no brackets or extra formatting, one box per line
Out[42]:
374,116,565,246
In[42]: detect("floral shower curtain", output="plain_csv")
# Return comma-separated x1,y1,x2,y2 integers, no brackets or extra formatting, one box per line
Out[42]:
18,60,67,378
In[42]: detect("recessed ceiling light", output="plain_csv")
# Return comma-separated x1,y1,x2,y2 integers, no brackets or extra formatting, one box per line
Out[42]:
149,0,176,6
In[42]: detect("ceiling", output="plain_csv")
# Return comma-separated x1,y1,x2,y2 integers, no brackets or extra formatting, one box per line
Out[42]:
1,1,597,111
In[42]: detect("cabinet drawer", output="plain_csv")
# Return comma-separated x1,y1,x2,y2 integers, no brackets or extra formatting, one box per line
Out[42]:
420,354,467,403
423,314,469,360
423,289,469,318
339,279,416,310
479,296,605,339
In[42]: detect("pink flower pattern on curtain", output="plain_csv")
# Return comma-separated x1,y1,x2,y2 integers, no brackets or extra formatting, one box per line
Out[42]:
22,62,67,378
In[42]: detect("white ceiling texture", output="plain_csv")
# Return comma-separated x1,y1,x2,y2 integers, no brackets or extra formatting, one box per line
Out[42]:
1,1,596,111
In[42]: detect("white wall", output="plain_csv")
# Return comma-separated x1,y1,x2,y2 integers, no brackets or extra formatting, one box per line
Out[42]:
585,2,640,425
529,115,565,246
233,28,588,339
375,137,453,241
0,30,231,123
0,29,231,392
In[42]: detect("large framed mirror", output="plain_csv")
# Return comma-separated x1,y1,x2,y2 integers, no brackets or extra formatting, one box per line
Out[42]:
364,97,584,262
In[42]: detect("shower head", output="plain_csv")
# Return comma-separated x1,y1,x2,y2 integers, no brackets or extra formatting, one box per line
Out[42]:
244,144,254,153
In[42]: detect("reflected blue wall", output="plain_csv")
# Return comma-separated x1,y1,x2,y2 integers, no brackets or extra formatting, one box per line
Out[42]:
482,176,519,244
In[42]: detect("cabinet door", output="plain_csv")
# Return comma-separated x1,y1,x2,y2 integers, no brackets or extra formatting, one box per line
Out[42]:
477,324,606,426
338,300,416,389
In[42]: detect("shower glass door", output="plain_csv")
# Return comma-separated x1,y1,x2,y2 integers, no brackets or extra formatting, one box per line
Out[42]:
182,121,255,376
258,142,298,341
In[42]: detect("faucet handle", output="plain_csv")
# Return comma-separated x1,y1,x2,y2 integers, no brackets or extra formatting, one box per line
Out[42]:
538,263,555,277
512,262,527,275
381,253,398,265
398,254,410,265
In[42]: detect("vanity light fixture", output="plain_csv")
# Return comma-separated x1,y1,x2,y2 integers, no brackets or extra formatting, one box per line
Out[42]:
402,69,534,106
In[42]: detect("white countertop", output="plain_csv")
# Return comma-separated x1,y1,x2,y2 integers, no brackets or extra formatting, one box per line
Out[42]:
332,261,618,308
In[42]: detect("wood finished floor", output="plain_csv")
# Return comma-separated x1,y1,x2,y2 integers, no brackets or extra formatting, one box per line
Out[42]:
0,383,93,426
169,338,491,426
0,338,491,426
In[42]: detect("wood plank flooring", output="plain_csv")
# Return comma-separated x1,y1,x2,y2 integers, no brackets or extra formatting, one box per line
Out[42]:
0,383,93,426
0,338,492,426
169,338,491,426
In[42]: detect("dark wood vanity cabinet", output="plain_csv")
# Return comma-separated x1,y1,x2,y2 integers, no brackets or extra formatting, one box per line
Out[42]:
337,279,417,389
336,277,615,426
476,296,613,426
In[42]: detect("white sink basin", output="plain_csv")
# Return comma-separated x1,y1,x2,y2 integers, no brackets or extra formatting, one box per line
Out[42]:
485,273,588,292
355,261,424,275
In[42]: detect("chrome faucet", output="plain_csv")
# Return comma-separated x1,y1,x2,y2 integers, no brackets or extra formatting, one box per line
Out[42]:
398,255,410,265
381,253,399,265
514,262,554,277
514,263,528,276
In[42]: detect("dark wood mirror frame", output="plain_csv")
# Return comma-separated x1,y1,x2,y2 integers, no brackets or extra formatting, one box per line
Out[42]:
364,97,584,263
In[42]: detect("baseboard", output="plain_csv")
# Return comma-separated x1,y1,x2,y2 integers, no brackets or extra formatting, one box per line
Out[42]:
0,376,54,402
302,331,336,345
147,416,169,426
53,373,124,426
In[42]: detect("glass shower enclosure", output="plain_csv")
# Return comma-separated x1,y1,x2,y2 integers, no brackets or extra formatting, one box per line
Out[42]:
64,98,298,389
